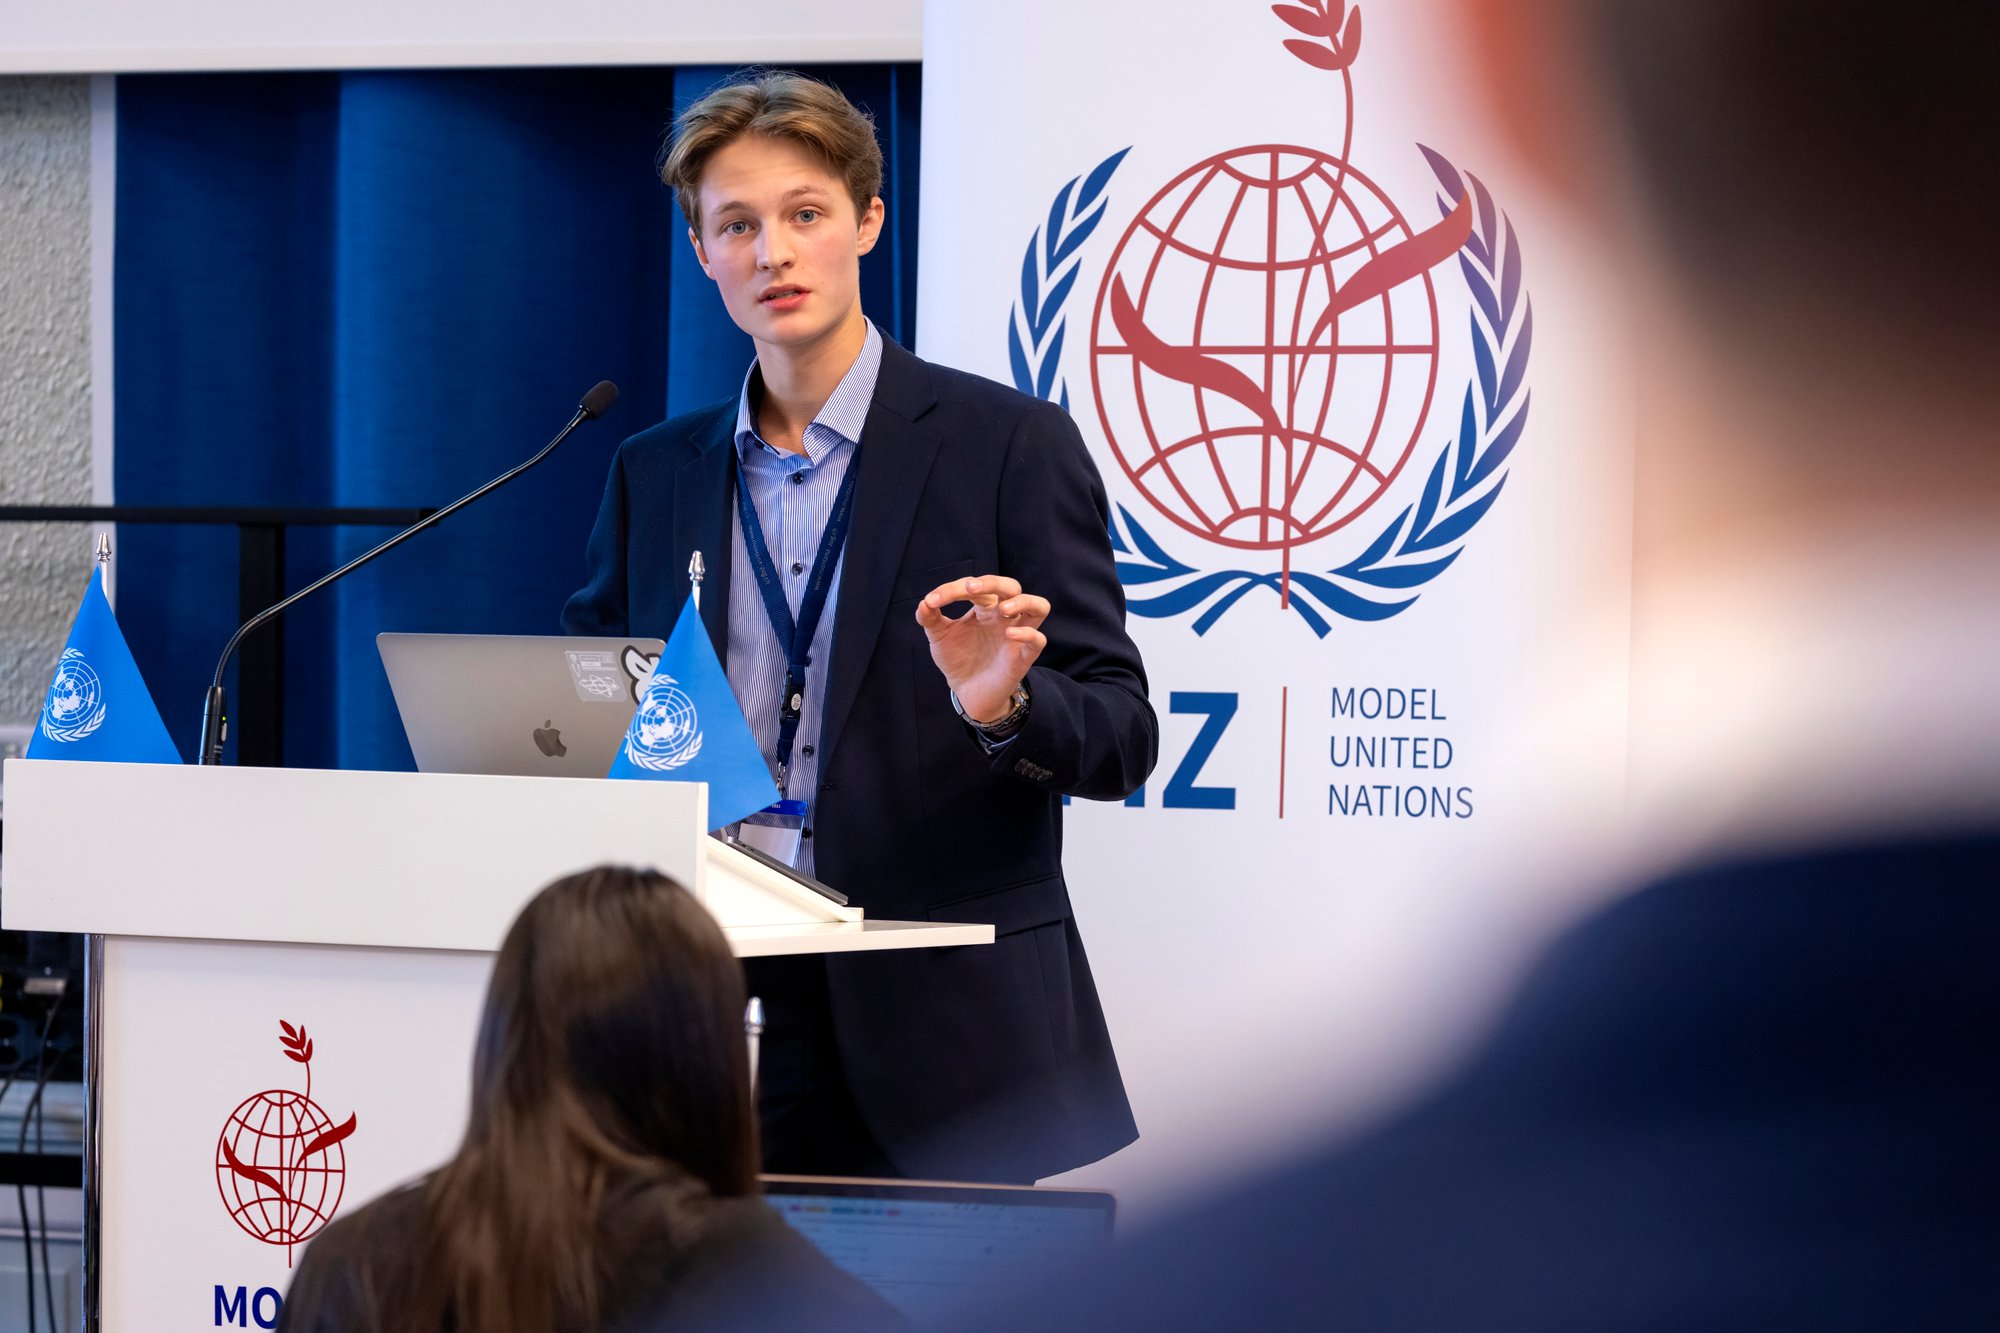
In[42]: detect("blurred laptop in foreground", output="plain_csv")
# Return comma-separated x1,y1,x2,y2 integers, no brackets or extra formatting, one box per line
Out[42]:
761,1178,1112,1327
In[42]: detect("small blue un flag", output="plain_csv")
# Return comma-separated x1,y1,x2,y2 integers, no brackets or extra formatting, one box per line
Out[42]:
26,568,181,764
608,599,776,829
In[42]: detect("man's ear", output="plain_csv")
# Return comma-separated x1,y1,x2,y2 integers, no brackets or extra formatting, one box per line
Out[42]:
854,196,885,259
687,226,714,279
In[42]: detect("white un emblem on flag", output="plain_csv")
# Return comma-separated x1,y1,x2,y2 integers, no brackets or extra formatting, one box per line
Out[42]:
624,675,704,771
40,648,108,743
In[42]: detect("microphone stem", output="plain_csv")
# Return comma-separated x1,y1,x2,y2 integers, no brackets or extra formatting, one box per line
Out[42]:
198,404,592,765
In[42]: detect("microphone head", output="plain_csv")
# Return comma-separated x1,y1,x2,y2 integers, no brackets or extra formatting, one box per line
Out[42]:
579,380,620,419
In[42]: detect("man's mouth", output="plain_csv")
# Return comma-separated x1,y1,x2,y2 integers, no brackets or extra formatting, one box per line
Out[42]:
761,286,808,304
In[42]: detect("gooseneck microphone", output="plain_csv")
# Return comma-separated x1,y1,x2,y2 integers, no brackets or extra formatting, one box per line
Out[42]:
197,379,619,766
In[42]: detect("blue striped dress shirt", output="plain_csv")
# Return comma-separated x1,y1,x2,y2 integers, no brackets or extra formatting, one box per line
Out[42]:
726,322,882,875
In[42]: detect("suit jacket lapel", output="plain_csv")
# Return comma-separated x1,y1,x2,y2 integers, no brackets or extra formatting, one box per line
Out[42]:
819,338,942,772
671,410,736,665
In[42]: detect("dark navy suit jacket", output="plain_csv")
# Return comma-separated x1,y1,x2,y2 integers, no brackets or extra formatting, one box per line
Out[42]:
957,833,2000,1330
562,334,1154,1181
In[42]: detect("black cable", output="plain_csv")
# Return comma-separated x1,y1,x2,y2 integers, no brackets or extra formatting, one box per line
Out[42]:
1,1062,25,1333
14,1000,62,1333
21,1058,60,1330
35,1039,67,1324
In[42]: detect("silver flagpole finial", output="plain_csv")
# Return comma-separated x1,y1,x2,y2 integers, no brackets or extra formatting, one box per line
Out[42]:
94,531,111,565
689,550,706,611
744,996,765,1092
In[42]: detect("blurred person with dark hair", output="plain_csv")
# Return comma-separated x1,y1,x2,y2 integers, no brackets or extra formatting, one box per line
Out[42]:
277,866,901,1333
933,0,2000,1328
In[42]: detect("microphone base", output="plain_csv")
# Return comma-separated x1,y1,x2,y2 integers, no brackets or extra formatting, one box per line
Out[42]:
198,685,228,766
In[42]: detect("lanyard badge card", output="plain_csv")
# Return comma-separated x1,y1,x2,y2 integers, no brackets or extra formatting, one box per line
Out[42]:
726,454,859,867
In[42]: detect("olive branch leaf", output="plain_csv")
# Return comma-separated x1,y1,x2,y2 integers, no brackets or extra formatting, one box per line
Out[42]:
300,1113,358,1162
1009,147,1130,412
1274,0,1362,71
1313,150,1531,618
222,1137,290,1204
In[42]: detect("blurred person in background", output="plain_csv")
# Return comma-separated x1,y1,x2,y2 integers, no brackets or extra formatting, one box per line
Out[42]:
278,866,901,1333
945,0,2000,1327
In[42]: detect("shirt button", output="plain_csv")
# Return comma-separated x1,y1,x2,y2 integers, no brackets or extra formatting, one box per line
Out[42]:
801,744,814,757
801,827,813,840
790,472,805,485
791,561,805,575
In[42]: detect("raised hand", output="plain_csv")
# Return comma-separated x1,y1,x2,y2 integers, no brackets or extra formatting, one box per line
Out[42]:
915,575,1050,724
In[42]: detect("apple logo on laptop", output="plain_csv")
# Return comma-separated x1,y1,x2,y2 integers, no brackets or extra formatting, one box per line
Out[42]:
533,721,567,758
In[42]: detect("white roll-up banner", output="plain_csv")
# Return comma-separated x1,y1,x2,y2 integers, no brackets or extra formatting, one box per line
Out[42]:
918,0,1635,1203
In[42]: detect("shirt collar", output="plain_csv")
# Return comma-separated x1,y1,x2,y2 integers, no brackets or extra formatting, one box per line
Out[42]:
734,321,884,466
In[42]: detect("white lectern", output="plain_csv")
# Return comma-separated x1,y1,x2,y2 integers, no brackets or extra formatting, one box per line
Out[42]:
0,759,992,1332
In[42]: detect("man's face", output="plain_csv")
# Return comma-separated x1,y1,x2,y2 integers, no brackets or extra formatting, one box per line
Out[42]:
690,135,884,363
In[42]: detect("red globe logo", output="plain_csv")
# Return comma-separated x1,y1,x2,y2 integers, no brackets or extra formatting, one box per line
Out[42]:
1091,145,1445,555
214,1022,357,1265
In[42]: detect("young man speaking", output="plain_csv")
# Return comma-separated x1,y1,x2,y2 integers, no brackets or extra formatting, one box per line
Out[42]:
563,73,1156,1184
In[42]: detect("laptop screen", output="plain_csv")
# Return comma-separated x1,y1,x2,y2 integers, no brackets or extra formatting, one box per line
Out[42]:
761,1175,1115,1323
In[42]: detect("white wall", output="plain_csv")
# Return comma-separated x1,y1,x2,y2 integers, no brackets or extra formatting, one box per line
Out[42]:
0,1,920,73
0,75,93,730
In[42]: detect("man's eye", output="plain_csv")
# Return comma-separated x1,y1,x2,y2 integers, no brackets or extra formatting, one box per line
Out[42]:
722,220,750,236
796,209,819,224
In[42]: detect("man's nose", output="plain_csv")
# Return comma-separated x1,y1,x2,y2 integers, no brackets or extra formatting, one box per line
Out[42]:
757,229,794,270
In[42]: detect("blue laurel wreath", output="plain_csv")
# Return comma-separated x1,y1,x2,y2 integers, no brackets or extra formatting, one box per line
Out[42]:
1009,146,1532,635
1009,147,1129,413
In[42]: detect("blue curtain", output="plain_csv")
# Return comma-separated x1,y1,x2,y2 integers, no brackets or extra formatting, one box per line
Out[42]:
114,64,921,771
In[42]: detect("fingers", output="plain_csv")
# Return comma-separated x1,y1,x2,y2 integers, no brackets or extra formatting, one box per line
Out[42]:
921,575,1024,611
998,593,1051,628
913,590,991,639
966,575,1023,606
920,576,982,611
1006,625,1047,667
920,576,1049,625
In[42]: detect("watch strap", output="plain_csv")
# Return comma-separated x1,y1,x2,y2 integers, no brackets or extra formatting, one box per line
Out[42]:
953,683,1031,741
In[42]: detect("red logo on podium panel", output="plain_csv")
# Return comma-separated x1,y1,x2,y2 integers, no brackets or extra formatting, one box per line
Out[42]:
213,1021,359,1265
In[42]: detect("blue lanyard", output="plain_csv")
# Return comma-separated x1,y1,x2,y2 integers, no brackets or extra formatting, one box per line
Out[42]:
733,451,860,794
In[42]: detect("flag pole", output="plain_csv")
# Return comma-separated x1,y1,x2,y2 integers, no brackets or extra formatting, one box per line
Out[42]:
83,540,109,1333
689,550,705,613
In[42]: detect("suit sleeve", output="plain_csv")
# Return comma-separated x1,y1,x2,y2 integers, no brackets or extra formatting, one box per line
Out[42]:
987,399,1158,801
560,442,632,636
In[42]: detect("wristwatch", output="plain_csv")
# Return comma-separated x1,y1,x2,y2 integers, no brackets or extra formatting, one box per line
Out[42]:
952,683,1031,744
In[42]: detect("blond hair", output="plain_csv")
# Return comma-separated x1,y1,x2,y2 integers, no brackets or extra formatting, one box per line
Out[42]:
661,71,884,233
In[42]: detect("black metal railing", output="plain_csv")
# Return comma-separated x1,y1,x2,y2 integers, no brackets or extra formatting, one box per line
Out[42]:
0,505,433,767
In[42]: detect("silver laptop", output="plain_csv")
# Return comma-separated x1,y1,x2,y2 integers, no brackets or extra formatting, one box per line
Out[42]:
378,633,663,778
